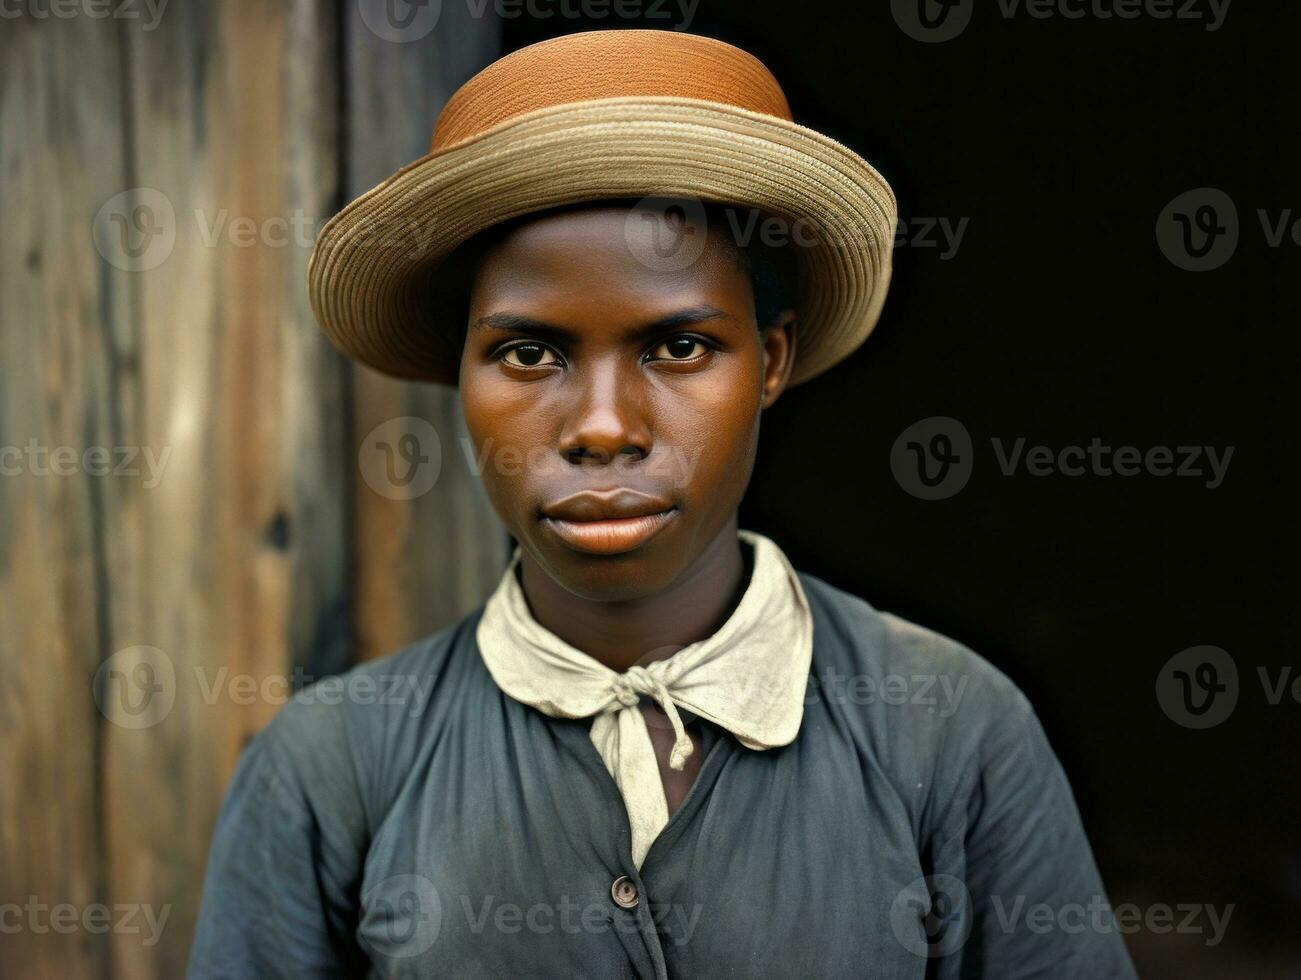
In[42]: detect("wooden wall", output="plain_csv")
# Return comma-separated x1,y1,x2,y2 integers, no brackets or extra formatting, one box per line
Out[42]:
0,3,503,975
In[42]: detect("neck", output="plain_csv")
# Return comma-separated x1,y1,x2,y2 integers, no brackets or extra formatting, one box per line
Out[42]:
517,517,749,672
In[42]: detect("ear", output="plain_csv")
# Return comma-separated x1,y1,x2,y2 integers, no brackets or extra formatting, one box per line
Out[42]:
759,309,797,409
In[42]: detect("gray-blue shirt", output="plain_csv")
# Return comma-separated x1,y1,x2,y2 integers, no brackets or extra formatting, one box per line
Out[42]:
189,571,1137,978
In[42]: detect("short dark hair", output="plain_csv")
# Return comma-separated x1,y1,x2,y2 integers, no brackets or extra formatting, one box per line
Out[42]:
700,200,799,331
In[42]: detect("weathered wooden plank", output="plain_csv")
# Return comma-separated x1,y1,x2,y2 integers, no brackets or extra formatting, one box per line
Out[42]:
0,12,132,977
99,1,349,975
2,3,502,976
347,1,506,660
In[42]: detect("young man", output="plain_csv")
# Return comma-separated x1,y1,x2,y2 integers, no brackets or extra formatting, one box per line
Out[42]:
190,30,1137,978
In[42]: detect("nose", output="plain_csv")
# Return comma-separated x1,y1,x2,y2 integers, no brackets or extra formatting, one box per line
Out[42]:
558,362,651,465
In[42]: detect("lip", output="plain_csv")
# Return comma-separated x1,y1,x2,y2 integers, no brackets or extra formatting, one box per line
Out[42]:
540,489,677,556
541,488,675,522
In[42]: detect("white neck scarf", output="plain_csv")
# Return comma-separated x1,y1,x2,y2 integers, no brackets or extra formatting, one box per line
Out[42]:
475,530,814,867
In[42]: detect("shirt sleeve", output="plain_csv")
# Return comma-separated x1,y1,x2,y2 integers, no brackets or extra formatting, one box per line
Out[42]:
188,689,370,978
920,694,1139,979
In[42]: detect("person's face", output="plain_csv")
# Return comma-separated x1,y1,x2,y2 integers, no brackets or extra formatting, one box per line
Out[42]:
459,202,795,601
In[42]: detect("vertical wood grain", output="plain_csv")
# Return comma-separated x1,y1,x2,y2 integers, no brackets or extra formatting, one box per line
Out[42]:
0,13,130,978
104,2,348,975
1,3,503,976
2,1,348,976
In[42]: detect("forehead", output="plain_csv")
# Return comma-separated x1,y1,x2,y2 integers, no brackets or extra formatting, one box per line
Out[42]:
467,202,751,314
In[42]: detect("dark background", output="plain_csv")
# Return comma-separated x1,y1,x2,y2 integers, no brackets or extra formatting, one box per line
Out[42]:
506,4,1300,975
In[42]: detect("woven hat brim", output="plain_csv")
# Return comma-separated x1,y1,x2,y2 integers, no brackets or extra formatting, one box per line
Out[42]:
307,95,897,386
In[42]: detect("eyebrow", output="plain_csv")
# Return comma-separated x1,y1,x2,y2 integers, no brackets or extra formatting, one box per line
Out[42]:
471,305,733,341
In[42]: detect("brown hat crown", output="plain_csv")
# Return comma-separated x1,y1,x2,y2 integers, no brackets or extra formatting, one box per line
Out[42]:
430,29,793,152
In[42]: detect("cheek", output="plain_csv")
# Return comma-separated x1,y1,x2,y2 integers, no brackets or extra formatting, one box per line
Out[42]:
656,366,763,507
460,376,553,523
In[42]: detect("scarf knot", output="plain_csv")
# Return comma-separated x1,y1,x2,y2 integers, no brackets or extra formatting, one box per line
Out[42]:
605,665,693,771
475,530,814,868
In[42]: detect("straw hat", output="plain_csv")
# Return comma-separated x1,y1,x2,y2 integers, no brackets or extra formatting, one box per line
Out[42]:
307,29,897,386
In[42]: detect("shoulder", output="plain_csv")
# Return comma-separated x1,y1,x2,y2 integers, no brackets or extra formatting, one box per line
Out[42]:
799,570,1032,727
797,572,1051,825
248,607,487,822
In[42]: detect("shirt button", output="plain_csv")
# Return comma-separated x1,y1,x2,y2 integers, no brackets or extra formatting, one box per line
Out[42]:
611,875,639,909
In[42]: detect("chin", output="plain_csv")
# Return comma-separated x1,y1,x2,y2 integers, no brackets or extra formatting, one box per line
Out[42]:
524,532,692,604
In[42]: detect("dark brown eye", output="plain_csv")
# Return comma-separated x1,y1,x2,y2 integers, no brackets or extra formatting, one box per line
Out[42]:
650,336,707,361
501,343,559,368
